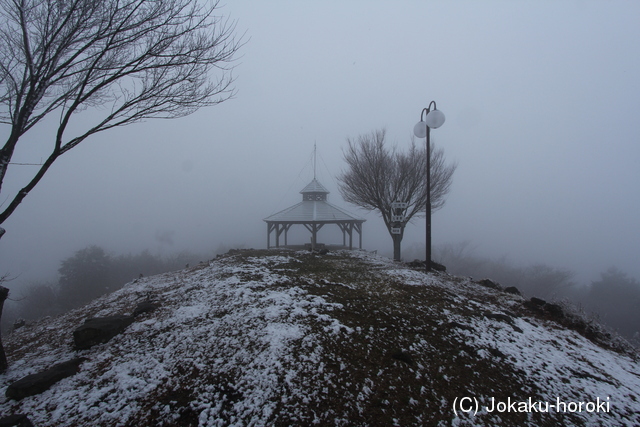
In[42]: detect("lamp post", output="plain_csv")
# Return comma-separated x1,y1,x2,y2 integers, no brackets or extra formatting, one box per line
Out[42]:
413,101,445,272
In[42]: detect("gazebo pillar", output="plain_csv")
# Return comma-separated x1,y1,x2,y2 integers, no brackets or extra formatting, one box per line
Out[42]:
284,224,291,245
342,224,347,247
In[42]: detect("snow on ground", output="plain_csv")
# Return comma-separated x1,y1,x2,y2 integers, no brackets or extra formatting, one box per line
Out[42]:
0,249,638,426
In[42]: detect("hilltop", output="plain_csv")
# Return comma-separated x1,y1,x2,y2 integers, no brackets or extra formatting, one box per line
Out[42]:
0,249,638,426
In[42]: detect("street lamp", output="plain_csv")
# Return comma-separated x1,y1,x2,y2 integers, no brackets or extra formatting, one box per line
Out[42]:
414,101,445,272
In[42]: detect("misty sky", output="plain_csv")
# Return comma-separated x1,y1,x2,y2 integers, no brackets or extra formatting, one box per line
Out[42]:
1,1,639,288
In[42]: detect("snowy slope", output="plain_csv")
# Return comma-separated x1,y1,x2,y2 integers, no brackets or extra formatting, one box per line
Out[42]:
0,249,638,426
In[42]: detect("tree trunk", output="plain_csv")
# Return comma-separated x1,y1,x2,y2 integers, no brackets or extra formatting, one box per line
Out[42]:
393,234,402,261
0,285,9,373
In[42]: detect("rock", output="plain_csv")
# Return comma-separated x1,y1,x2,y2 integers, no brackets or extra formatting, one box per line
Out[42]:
132,301,158,317
524,298,565,320
6,358,86,400
487,347,506,359
511,325,524,333
405,260,446,271
545,303,564,318
406,259,425,268
485,312,514,325
530,297,546,306
524,297,553,315
0,414,33,426
504,286,521,296
391,350,413,365
73,315,135,350
476,279,500,289
12,319,26,331
448,321,473,331
502,310,519,318
431,261,446,272
523,300,543,313
484,312,524,333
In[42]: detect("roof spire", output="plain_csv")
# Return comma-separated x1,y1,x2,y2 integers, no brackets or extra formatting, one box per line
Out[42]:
313,141,317,180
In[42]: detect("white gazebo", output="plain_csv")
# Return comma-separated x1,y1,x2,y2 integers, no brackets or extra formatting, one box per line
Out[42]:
264,178,365,250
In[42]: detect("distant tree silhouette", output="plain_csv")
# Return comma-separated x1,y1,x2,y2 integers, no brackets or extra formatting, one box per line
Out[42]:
58,246,114,310
11,246,204,321
338,129,456,261
519,264,575,299
587,267,640,341
15,281,61,321
434,242,575,299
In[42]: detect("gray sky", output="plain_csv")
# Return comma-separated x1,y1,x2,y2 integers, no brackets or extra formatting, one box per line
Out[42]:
1,0,639,286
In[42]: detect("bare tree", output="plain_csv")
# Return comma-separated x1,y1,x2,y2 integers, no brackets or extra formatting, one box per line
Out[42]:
338,129,456,261
0,0,243,234
0,0,242,371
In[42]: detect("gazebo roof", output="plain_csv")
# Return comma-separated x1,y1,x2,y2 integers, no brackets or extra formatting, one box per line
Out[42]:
264,179,364,224
264,200,362,224
300,179,329,194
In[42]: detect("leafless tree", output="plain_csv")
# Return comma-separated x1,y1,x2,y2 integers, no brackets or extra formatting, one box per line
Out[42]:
338,128,456,261
0,0,243,233
0,0,242,371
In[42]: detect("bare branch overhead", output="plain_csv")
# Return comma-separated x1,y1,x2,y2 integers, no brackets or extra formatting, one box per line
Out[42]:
0,0,244,225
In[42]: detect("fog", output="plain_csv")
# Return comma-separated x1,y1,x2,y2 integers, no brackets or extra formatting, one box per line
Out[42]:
1,1,639,290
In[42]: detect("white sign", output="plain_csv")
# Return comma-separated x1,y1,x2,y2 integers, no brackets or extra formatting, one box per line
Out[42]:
391,227,401,235
391,201,408,223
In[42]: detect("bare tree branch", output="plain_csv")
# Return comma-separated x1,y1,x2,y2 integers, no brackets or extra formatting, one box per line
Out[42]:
0,0,244,224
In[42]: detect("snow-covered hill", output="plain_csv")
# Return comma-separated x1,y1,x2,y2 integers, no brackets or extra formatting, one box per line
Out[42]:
0,249,638,426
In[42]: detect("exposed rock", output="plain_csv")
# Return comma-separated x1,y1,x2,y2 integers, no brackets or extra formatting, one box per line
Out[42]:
405,260,446,271
486,347,506,359
476,279,500,290
504,286,521,296
73,315,135,350
523,298,566,322
132,301,158,317
530,297,546,306
0,414,33,427
6,358,86,400
431,261,446,272
485,312,514,325
502,310,519,318
545,303,564,318
406,259,425,269
523,300,543,313
511,325,524,333
12,319,26,332
485,312,524,333
391,350,413,365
